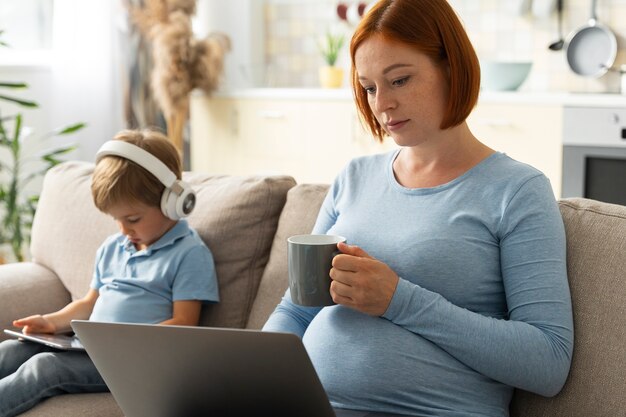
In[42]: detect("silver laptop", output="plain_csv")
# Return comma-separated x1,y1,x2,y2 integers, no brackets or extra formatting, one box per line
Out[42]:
71,320,410,417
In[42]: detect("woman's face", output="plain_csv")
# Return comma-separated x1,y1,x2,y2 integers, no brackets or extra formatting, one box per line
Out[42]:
354,35,449,147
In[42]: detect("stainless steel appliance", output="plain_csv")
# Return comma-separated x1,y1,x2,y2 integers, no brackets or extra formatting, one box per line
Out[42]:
562,106,626,205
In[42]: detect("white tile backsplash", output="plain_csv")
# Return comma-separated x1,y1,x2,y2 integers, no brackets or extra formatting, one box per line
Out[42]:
263,0,626,93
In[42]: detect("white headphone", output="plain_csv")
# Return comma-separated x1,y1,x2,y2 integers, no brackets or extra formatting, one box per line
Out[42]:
95,140,196,220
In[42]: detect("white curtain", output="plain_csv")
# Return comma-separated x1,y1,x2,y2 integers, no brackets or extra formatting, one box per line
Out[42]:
51,0,124,161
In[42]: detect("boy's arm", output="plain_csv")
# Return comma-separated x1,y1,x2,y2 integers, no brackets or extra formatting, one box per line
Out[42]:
158,300,202,326
13,289,99,334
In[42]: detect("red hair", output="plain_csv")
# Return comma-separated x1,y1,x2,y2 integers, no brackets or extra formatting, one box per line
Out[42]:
350,0,480,142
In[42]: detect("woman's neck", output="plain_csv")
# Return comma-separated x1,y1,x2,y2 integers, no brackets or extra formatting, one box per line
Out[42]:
392,122,494,189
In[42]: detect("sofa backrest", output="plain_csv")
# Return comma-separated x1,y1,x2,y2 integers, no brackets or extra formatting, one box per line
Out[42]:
30,163,626,415
31,161,296,329
511,198,626,417
30,162,118,298
247,183,330,329
185,171,295,328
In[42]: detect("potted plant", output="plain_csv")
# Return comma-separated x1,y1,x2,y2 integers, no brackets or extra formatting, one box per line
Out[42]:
0,115,84,263
0,30,85,262
318,31,345,88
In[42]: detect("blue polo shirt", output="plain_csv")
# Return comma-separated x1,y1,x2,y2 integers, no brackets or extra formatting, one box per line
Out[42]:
89,219,218,324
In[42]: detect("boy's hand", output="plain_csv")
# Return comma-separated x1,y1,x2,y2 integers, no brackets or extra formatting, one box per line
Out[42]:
13,315,56,334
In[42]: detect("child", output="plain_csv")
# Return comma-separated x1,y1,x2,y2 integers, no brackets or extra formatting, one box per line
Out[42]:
0,129,219,417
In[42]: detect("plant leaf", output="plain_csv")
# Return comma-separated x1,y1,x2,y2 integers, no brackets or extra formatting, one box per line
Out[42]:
39,145,77,159
0,82,28,89
0,94,38,108
0,77,82,261
39,146,77,167
0,123,6,145
318,32,345,66
56,122,86,135
12,114,22,152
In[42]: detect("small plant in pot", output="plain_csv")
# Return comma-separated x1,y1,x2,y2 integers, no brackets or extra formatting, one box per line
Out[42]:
318,31,345,88
0,112,84,263
0,105,84,263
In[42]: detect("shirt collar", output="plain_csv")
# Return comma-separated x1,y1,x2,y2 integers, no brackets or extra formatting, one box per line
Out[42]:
119,219,191,254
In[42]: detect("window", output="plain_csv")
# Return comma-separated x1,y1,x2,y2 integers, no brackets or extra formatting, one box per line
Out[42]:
0,0,53,66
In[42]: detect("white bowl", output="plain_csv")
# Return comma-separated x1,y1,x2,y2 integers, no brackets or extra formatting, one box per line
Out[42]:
480,61,532,91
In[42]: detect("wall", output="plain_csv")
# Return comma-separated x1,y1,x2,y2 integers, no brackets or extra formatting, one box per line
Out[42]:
264,0,351,88
0,0,124,197
263,0,626,93
194,0,266,89
452,0,626,93
0,0,124,163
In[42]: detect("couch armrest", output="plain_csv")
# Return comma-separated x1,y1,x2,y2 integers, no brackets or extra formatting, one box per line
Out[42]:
0,262,71,341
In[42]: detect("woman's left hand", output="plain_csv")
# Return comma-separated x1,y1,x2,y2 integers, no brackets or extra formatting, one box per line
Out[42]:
330,242,399,316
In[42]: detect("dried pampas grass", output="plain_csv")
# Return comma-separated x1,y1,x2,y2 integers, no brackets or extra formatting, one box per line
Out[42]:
128,0,230,154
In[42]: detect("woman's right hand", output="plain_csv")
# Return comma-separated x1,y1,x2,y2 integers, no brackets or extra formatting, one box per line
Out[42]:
330,242,399,316
13,315,56,334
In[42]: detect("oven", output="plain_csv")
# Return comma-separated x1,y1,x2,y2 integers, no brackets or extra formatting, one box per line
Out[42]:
562,106,626,206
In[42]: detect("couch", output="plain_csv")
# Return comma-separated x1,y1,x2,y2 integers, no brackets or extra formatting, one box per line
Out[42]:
0,161,624,416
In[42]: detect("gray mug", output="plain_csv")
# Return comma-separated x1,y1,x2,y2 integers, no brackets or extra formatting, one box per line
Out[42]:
288,234,346,307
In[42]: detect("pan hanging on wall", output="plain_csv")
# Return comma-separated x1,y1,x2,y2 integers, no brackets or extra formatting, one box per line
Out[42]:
565,0,616,77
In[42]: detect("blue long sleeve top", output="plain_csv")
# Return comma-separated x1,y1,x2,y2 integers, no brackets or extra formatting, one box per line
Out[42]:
263,151,574,417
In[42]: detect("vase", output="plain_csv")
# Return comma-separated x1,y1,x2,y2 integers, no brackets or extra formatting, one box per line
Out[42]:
0,244,10,264
319,66,344,89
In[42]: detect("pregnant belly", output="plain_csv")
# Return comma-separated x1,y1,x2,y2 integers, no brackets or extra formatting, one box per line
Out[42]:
302,306,510,416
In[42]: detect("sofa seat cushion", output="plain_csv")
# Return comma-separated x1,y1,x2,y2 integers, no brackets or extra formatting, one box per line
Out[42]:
31,162,296,328
20,393,122,417
30,162,118,301
511,198,626,417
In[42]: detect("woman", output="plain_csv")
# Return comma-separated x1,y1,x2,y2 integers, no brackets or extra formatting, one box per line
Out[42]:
264,1,573,415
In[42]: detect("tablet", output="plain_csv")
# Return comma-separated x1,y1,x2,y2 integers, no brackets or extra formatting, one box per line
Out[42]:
4,329,85,351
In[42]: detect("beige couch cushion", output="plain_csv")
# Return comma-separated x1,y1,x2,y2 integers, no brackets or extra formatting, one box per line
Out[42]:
21,393,122,417
0,263,71,341
511,198,626,417
30,162,118,300
246,184,330,329
187,172,296,328
31,162,296,328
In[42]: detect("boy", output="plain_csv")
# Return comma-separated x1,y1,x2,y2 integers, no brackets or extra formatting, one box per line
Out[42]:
0,129,218,417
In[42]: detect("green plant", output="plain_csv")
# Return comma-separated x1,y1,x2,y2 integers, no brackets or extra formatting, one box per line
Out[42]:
0,32,37,109
318,31,345,66
0,29,85,262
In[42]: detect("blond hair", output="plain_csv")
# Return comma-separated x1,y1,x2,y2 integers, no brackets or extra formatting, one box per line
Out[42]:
91,129,182,213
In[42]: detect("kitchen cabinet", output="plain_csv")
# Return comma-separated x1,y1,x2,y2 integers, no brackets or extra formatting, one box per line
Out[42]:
190,94,397,184
191,91,570,194
467,102,563,197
